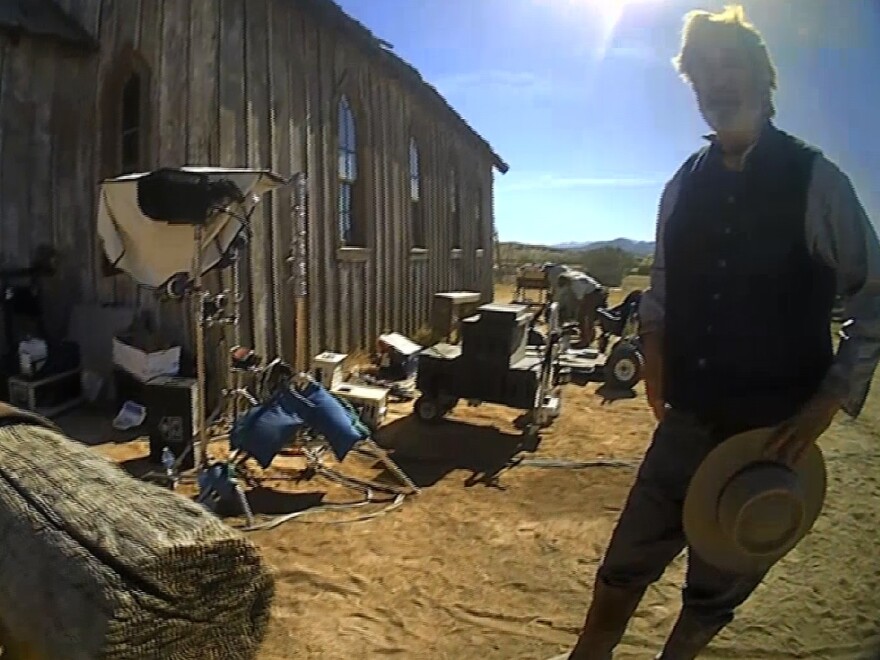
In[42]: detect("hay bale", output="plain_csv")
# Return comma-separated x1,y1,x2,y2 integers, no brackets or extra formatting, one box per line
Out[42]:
0,421,275,660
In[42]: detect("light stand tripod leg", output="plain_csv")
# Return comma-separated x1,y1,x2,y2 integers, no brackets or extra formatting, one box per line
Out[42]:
230,235,244,426
193,225,208,471
358,438,420,495
235,483,255,527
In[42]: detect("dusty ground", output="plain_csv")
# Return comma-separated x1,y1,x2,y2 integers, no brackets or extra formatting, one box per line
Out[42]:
75,278,880,660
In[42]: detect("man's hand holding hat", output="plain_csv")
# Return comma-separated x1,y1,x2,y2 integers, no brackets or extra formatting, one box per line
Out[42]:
764,390,842,467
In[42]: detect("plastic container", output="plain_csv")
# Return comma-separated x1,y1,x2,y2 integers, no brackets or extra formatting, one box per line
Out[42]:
18,338,48,377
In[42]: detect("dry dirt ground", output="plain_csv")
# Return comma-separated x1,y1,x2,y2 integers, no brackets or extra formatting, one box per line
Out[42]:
80,278,880,660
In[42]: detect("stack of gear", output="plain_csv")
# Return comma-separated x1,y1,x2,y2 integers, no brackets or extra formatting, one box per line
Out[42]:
416,302,558,426
458,303,536,408
0,403,275,660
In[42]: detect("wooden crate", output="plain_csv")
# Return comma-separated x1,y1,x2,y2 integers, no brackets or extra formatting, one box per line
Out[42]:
515,266,548,290
7,368,84,418
431,291,482,343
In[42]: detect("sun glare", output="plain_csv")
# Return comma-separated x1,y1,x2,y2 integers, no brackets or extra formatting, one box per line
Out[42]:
536,0,665,59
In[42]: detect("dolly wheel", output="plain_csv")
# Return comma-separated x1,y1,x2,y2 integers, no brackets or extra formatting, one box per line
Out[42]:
605,342,643,390
415,396,443,424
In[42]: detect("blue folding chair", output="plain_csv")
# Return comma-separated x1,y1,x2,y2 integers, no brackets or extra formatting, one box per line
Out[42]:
277,380,370,461
199,376,418,528
229,392,306,469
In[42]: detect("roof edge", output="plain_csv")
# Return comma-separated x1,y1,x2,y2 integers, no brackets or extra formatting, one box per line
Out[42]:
301,0,509,174
0,0,98,52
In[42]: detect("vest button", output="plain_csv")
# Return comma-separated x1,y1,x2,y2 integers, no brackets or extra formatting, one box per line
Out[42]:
727,195,735,204
698,358,707,368
724,227,732,235
712,293,721,301
718,259,727,268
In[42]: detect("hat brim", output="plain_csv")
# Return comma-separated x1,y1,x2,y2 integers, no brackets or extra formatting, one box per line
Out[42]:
683,427,827,576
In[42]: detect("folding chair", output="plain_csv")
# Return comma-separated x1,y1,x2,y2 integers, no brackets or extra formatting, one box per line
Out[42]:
197,372,419,529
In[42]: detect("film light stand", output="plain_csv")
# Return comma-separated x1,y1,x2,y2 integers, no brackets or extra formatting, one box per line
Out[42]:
144,196,260,485
199,232,262,435
190,198,262,472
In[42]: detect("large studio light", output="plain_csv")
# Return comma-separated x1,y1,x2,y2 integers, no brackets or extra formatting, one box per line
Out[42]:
97,167,287,289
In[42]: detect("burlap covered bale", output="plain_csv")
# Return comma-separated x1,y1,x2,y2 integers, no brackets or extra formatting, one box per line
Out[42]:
0,421,275,660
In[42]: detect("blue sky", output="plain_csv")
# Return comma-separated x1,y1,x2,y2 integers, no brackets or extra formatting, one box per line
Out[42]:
335,0,879,245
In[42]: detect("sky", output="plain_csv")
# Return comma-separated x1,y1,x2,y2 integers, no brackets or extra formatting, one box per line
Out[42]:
334,0,879,246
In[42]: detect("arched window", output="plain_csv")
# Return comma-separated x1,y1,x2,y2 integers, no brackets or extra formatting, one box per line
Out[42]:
409,138,425,248
450,167,461,250
338,95,359,245
100,47,150,178
100,48,150,277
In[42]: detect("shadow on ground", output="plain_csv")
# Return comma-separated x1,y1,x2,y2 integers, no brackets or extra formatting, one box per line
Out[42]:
237,487,326,516
56,403,144,446
595,383,637,404
373,414,535,489
117,454,155,478
116,452,330,517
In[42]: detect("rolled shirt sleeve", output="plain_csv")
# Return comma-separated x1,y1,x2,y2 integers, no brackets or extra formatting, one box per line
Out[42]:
639,167,684,335
807,156,880,417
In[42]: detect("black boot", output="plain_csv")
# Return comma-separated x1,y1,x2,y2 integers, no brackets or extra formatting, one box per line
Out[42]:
655,609,725,660
565,579,646,660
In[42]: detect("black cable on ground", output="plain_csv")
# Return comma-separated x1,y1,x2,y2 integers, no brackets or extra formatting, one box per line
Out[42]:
507,456,639,470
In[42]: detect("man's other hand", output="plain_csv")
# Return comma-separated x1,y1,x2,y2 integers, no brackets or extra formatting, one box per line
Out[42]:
641,331,665,422
646,377,666,422
764,391,842,466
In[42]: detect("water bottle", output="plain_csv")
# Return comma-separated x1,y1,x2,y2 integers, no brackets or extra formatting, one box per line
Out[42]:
161,446,176,488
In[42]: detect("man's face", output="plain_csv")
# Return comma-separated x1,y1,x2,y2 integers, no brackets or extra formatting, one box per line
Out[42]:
689,44,766,135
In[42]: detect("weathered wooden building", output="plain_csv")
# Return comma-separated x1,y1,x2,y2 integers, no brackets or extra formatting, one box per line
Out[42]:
0,0,507,370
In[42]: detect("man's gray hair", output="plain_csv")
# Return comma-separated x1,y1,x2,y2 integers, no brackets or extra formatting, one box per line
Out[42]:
672,4,778,118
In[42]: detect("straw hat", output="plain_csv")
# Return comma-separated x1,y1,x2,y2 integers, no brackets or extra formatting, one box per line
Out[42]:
683,427,827,575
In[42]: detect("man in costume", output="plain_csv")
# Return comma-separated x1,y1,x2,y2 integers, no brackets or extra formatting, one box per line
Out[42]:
557,5,880,659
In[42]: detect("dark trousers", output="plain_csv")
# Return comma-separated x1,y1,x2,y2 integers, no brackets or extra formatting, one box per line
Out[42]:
596,409,767,628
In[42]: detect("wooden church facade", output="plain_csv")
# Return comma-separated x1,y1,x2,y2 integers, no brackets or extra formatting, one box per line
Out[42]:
0,0,507,366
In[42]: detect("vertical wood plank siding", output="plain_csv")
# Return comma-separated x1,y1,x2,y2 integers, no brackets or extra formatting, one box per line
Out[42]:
0,0,500,363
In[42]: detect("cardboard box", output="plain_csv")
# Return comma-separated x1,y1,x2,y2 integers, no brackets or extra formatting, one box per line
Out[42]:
112,336,181,382
377,333,421,380
331,382,389,431
312,351,348,390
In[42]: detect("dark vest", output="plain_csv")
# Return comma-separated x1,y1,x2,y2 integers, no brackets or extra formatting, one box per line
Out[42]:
663,124,836,432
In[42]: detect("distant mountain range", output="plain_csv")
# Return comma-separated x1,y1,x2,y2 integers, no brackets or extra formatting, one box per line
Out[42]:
552,238,656,256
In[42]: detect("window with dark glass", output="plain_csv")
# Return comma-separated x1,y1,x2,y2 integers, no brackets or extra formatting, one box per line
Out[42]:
121,73,142,174
410,138,425,248
338,96,359,245
451,168,461,249
475,186,483,249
